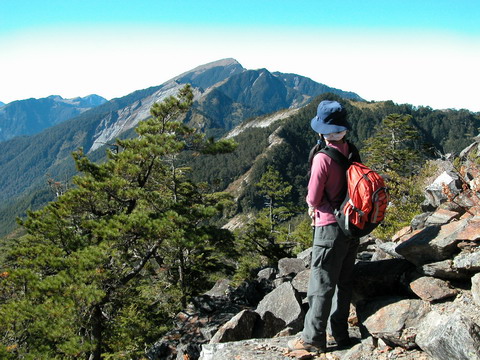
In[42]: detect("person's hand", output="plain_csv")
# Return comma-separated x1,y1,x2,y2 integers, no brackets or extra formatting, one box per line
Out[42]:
308,206,315,225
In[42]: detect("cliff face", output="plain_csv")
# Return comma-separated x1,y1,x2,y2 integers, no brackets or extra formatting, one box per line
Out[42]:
148,137,480,360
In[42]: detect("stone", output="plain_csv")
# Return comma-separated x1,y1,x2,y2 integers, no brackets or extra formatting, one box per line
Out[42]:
210,309,259,343
257,267,278,281
420,259,471,280
296,247,312,268
395,219,470,266
277,258,307,277
416,310,480,360
359,298,430,349
254,282,304,338
291,269,310,294
411,213,432,230
375,241,404,259
472,273,480,306
205,279,231,297
424,208,460,226
453,250,480,272
424,171,461,208
409,276,458,302
456,218,480,241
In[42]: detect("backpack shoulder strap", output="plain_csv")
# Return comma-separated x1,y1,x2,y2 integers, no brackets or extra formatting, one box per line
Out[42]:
320,146,351,172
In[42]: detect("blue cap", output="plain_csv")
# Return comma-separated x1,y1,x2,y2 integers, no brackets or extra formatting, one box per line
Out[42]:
310,100,350,134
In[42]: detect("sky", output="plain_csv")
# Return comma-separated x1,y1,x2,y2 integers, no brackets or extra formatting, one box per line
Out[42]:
1,0,480,111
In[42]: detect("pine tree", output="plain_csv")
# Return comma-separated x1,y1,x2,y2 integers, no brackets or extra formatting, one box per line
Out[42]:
235,166,295,280
0,85,237,359
362,113,426,239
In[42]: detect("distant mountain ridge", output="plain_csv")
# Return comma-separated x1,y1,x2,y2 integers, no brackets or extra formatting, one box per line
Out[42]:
0,94,107,142
0,57,366,236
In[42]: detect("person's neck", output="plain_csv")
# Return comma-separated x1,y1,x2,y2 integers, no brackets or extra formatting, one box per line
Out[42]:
325,139,345,146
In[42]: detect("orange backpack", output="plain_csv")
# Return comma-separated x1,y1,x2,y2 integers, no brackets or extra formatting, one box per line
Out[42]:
320,146,389,238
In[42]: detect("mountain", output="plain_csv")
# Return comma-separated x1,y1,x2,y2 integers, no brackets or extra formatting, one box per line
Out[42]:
0,58,364,237
0,94,107,142
1,58,478,238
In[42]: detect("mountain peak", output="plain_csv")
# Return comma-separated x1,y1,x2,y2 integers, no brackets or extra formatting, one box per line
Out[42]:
172,58,245,89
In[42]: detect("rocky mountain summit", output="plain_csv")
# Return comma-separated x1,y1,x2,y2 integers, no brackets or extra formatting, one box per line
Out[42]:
147,137,480,360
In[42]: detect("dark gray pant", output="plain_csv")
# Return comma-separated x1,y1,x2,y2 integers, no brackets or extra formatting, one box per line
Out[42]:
301,223,359,348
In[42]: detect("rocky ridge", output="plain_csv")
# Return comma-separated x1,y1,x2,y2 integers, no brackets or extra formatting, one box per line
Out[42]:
147,136,480,360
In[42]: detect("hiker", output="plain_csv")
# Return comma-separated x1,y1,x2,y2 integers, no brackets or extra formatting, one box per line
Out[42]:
288,100,361,354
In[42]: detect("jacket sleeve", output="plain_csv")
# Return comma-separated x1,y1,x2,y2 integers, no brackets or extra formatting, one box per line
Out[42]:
306,153,329,208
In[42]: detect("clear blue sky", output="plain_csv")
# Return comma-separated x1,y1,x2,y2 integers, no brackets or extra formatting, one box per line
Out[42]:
1,0,480,111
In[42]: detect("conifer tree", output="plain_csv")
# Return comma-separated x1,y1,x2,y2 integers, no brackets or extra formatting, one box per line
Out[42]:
235,166,294,279
0,85,237,359
362,113,426,239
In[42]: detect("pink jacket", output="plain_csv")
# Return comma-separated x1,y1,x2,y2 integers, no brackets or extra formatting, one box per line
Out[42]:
307,141,349,226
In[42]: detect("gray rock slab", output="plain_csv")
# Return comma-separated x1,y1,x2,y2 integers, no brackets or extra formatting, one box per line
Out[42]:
255,282,304,338
453,250,480,272
472,273,480,306
424,208,460,226
277,258,307,277
291,269,310,294
210,309,259,344
360,298,430,349
416,310,480,360
395,219,470,266
420,259,471,280
257,267,278,281
204,279,231,297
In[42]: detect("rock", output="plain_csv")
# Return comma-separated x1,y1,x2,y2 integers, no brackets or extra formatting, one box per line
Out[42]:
254,282,304,338
411,213,432,230
296,248,312,268
375,241,404,259
205,279,231,297
424,208,460,226
359,298,430,349
395,220,470,266
257,267,278,281
416,310,480,360
453,250,480,272
201,337,290,360
420,259,471,280
424,171,461,208
472,273,480,306
277,258,307,277
456,217,480,241
291,269,310,295
352,259,415,303
210,309,259,343
409,276,458,302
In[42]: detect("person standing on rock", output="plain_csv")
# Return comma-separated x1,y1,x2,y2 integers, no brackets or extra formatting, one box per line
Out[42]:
288,100,361,354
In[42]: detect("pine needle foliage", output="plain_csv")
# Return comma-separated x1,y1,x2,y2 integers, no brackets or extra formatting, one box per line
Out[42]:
0,85,237,359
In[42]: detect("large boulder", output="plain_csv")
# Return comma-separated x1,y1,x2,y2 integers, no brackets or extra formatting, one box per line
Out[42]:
416,310,480,360
254,282,304,338
210,310,260,343
277,258,307,277
395,219,470,266
359,298,430,349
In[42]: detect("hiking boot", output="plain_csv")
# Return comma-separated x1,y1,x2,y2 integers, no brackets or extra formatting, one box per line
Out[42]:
287,337,326,353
